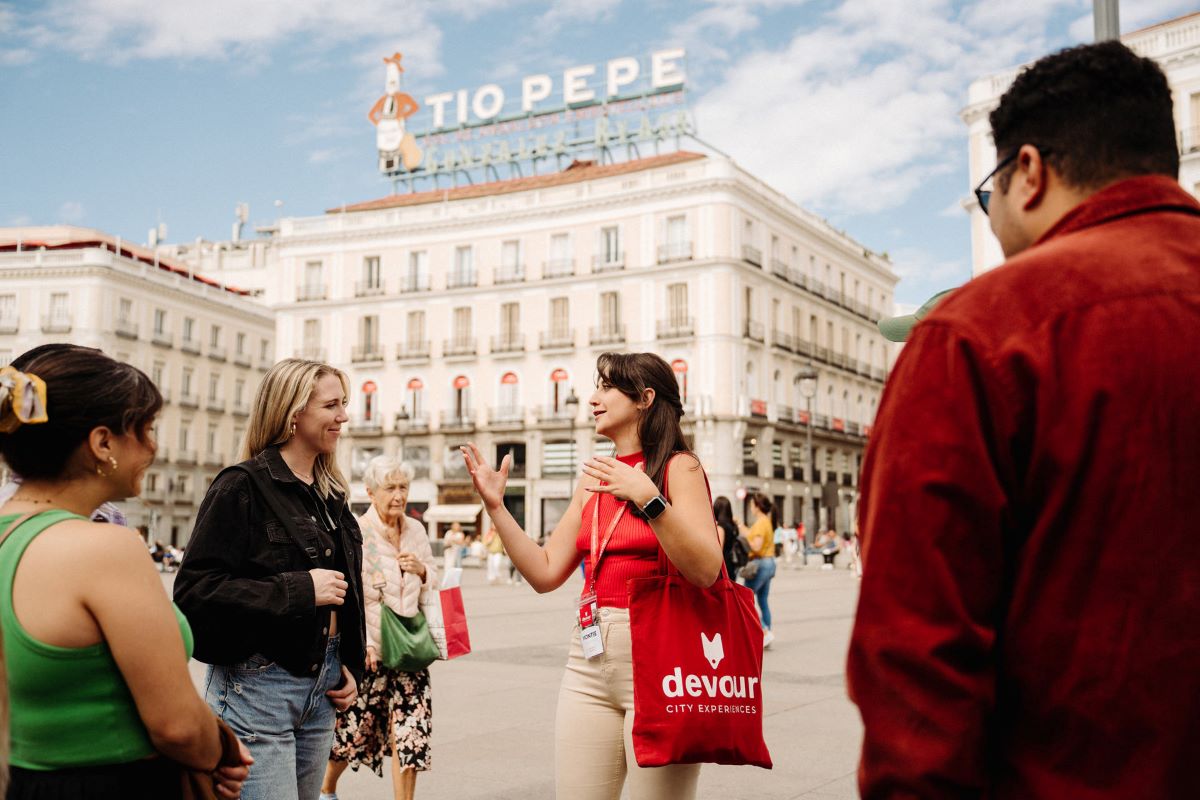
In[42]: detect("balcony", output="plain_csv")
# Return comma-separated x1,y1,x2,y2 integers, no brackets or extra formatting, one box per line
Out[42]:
155,447,170,462
743,320,765,343
439,409,475,431
258,354,274,370
172,485,194,504
231,401,250,417
657,242,692,264
0,314,19,334
771,259,789,279
1183,125,1200,154
208,346,227,362
396,340,431,361
488,406,525,426
847,421,862,436
204,451,224,467
490,334,525,354
351,343,385,363
447,270,477,289
814,413,830,429
792,338,813,357
444,338,477,357
592,254,625,273
742,245,762,267
233,351,251,367
395,411,429,431
776,404,796,424
40,313,72,333
814,345,830,363
771,331,793,352
589,325,626,346
350,417,384,436
810,280,828,299
142,485,164,502
297,284,328,302
178,393,199,409
750,399,768,419
115,318,139,339
180,338,201,355
206,398,225,413
788,268,808,289
494,265,525,285
872,367,886,382
158,389,172,404
176,449,197,465
536,405,577,423
543,258,575,279
539,330,574,350
354,280,386,298
830,352,847,369
295,346,327,362
656,318,694,339
401,275,431,293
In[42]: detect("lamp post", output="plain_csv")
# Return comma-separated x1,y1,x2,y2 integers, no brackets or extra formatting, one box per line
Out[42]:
395,407,409,462
565,389,580,493
797,366,818,548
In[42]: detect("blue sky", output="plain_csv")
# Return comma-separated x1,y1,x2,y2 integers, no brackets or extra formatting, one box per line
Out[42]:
1,0,1193,307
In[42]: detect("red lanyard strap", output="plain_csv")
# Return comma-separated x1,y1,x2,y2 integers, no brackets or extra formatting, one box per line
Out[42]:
586,461,643,597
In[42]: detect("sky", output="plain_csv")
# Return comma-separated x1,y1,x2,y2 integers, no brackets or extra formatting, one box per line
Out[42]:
1,0,1195,308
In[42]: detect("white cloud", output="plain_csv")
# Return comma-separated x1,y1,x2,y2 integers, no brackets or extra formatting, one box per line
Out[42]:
307,147,349,164
57,201,84,222
7,214,33,226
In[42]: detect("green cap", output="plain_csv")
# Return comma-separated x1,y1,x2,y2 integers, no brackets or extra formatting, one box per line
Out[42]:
878,289,955,342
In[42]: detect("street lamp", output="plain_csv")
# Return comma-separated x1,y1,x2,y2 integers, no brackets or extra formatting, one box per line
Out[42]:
797,366,818,547
565,389,580,493
395,406,409,462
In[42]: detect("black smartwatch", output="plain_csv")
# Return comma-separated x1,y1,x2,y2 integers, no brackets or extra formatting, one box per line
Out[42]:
641,495,668,520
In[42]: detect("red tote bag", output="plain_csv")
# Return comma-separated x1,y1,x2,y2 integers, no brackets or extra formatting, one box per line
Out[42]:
628,540,772,767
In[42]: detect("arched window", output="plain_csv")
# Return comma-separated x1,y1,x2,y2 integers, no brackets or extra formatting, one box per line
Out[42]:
452,375,471,420
361,380,377,421
550,368,571,413
499,371,519,418
406,377,424,419
671,359,688,405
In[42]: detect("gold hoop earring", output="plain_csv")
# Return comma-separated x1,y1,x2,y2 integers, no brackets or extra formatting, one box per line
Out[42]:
96,456,118,477
290,422,297,438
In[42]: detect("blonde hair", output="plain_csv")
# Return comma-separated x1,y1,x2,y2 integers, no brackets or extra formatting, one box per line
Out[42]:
242,358,350,499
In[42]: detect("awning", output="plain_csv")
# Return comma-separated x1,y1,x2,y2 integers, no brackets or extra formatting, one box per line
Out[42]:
421,504,483,523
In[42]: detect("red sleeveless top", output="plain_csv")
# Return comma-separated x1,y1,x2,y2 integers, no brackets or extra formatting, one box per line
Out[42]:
576,451,662,608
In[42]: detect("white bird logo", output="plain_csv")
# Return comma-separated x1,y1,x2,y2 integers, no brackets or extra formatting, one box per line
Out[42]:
701,632,724,669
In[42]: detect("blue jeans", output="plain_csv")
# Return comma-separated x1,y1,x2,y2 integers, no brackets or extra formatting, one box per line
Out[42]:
743,557,777,630
204,636,343,800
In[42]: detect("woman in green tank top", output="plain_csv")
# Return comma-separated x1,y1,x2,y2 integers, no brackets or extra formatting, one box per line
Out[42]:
0,345,252,799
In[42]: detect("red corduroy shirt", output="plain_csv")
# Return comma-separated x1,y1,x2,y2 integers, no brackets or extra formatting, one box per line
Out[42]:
848,175,1200,799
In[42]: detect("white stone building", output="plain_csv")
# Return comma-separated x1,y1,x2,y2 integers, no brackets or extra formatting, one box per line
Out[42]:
963,11,1200,274
218,151,898,538
0,226,275,544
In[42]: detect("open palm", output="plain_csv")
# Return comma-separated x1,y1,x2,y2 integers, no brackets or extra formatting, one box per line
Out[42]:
461,443,510,509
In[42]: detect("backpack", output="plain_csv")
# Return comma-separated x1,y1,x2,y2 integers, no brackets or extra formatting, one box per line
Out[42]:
729,534,751,571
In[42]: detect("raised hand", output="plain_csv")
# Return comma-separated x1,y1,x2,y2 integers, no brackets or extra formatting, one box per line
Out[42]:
461,442,511,510
582,457,659,507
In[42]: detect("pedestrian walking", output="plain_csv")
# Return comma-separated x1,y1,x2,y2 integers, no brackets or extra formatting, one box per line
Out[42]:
460,352,723,799
712,496,745,577
175,358,366,800
740,493,778,647
849,41,1200,798
441,521,464,574
0,345,249,798
782,523,798,567
322,456,436,800
483,524,505,584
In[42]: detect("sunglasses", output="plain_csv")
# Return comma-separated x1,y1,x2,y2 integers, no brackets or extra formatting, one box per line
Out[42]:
974,147,1051,216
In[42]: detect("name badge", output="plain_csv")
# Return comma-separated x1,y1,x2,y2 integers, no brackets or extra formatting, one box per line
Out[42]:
580,624,604,659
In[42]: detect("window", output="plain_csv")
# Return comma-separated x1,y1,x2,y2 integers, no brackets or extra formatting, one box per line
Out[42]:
145,473,158,492
206,424,218,455
550,297,569,337
352,446,384,480
233,427,244,454
773,440,785,479
792,307,803,342
600,226,621,265
499,302,519,340
742,437,758,476
259,339,270,361
208,373,221,401
363,256,381,289
550,233,570,262
151,362,165,389
496,442,526,478
118,297,133,321
183,317,195,342
451,375,471,418
665,215,687,257
407,251,428,290
181,367,193,396
209,325,221,348
49,292,68,320
501,240,520,269
179,423,191,450
454,245,473,278
304,260,323,289
406,311,425,343
234,379,245,405
667,283,688,325
549,368,572,413
0,350,10,368
406,378,425,418
498,372,519,411
452,307,472,344
542,440,575,475
771,298,780,333
0,294,15,319
671,359,688,404
599,291,620,334
359,315,379,347
303,319,321,350
235,332,246,355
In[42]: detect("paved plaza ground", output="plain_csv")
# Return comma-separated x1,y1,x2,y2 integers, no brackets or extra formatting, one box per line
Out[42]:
176,559,863,799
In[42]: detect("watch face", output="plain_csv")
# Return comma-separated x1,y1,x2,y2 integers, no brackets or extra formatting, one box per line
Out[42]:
643,496,667,520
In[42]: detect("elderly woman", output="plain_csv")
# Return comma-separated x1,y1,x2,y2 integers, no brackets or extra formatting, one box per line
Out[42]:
321,455,437,800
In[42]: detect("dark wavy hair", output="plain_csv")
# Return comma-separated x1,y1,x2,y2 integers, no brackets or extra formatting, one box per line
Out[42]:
596,352,695,517
990,40,1178,192
0,344,162,480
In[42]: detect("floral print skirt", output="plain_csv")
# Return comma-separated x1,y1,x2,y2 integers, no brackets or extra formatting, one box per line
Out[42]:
330,665,432,776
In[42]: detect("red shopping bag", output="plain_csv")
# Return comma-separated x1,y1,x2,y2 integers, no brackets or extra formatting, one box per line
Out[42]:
423,587,472,660
628,557,772,768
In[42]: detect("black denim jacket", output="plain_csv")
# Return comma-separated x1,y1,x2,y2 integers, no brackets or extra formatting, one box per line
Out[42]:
174,445,366,684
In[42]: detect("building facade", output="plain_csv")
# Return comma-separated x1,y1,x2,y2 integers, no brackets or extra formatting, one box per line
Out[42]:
0,227,276,544
226,151,898,538
962,12,1200,274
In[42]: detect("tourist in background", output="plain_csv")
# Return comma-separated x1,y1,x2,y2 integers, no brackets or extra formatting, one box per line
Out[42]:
441,521,464,574
713,496,741,577
741,493,777,647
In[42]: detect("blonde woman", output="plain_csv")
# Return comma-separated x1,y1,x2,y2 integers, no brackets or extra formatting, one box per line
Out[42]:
175,358,366,800
321,456,437,800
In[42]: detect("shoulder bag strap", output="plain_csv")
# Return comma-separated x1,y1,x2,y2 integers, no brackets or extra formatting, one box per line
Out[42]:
224,464,321,567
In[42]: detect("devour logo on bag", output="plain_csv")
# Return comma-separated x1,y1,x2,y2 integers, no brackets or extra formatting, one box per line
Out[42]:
661,630,759,714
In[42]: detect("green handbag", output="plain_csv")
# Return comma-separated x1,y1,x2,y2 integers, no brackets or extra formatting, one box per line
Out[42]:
378,606,440,672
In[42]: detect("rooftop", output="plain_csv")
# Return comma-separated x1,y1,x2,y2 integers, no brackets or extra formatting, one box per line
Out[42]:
326,151,707,214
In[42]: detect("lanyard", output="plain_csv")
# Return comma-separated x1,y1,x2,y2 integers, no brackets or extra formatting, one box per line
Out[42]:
586,461,643,597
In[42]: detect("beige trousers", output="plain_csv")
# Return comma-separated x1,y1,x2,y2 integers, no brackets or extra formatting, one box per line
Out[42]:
555,607,701,800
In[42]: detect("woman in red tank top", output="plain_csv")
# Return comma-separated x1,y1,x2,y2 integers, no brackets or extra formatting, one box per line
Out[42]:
461,352,721,799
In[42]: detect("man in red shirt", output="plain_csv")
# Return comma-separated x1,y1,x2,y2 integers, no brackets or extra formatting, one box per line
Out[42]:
848,41,1200,799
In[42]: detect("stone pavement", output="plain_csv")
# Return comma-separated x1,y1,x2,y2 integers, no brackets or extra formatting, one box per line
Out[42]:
175,560,863,799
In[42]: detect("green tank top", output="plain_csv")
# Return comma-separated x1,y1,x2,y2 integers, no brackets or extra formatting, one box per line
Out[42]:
0,510,195,769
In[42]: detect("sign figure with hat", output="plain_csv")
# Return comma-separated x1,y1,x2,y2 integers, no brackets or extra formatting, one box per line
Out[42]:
369,52,423,171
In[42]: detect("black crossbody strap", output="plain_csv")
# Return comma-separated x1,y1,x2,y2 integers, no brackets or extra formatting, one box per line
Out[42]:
223,464,321,567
